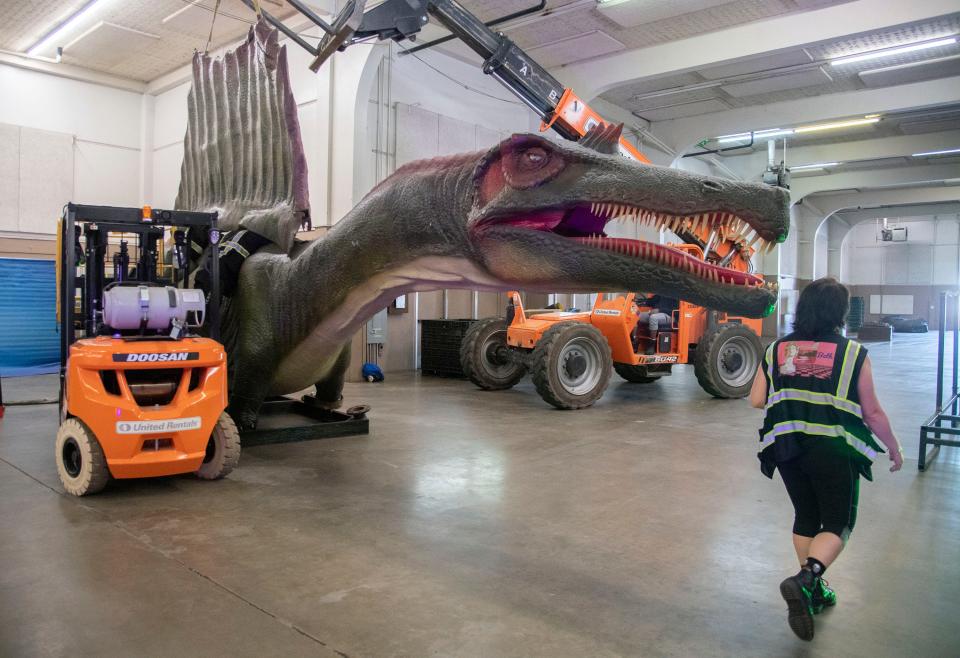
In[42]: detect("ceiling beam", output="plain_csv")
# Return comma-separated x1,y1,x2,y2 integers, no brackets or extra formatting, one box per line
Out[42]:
652,76,960,156
557,0,960,99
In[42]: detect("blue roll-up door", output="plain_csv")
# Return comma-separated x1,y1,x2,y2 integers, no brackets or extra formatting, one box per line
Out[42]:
0,258,59,376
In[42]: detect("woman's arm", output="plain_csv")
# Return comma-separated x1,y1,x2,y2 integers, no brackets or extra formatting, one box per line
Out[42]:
857,356,904,472
749,365,767,409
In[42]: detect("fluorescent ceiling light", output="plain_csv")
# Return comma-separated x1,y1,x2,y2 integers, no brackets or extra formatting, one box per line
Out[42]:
26,0,114,57
792,162,840,170
794,117,880,134
830,37,957,66
716,128,794,144
912,147,960,157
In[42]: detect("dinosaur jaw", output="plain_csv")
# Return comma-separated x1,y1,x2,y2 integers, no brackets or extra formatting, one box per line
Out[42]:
473,200,779,293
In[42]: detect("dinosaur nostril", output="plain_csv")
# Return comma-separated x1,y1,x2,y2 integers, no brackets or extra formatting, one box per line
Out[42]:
702,180,723,192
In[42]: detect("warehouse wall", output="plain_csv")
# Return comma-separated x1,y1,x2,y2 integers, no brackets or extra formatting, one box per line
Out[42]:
841,215,960,329
0,63,143,257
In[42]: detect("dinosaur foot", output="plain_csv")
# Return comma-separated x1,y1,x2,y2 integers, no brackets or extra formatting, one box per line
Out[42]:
301,394,344,411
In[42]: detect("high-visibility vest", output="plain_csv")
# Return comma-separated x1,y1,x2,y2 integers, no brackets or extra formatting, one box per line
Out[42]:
758,334,883,479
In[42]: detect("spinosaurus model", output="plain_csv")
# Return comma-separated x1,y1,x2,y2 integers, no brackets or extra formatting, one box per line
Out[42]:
176,22,789,429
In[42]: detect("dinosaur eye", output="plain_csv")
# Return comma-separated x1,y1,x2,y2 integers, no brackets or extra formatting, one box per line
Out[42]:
498,136,566,189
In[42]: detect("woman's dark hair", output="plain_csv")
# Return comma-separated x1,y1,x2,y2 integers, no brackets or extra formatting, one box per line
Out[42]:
794,277,849,337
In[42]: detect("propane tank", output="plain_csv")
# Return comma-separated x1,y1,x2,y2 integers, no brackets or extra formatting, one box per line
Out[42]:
103,285,205,331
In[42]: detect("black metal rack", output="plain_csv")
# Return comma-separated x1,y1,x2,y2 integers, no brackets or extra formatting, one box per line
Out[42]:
919,291,959,471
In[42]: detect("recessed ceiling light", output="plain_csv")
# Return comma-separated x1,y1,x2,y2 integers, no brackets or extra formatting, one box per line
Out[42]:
911,148,960,157
830,37,957,66
794,117,880,134
26,0,116,57
791,162,840,170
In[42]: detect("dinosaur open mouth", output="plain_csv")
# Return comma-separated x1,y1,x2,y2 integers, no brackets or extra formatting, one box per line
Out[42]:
478,201,779,290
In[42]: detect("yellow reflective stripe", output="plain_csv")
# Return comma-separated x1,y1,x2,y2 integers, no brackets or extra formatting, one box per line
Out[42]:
766,388,863,417
760,420,877,460
221,242,250,258
836,341,860,399
766,342,776,389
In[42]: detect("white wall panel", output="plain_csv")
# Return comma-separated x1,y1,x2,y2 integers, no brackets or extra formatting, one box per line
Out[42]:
18,128,73,235
882,245,909,285
152,144,183,208
0,65,141,149
73,141,140,207
438,116,478,156
395,104,439,165
933,244,959,285
849,247,882,284
935,218,960,244
152,81,191,150
0,123,19,232
906,245,933,284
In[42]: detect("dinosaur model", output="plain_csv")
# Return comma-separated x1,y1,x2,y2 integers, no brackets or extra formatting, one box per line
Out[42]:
176,22,790,429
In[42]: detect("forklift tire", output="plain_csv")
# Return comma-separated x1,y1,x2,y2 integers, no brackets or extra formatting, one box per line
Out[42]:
56,418,110,496
694,322,762,399
460,317,526,390
196,413,241,480
531,322,612,409
613,363,660,384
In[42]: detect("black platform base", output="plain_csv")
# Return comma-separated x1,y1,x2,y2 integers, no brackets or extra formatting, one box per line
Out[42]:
240,397,369,447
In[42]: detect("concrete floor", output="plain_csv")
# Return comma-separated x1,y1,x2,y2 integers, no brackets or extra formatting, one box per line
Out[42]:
1,332,957,657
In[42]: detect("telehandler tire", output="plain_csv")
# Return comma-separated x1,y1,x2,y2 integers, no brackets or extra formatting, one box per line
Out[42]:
694,322,762,398
613,363,660,384
460,317,526,390
56,418,110,496
531,322,612,409
196,413,241,480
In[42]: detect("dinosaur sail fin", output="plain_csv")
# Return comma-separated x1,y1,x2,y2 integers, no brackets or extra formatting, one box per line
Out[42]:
175,19,309,253
579,122,623,155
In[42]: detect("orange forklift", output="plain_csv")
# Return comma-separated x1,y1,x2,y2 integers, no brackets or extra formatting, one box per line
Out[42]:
56,204,238,495
461,240,764,410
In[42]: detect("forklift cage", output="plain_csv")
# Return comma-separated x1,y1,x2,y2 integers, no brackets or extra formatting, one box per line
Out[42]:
58,203,221,416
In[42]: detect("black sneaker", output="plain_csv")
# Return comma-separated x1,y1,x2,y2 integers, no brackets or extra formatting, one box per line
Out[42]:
811,578,837,614
780,569,816,641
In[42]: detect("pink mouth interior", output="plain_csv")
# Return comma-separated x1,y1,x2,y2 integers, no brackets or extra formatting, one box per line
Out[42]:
480,202,766,287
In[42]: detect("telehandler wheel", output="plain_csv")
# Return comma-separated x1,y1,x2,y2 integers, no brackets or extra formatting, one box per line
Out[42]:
531,322,612,409
196,413,241,480
694,322,762,399
460,317,526,390
613,363,660,384
56,418,110,496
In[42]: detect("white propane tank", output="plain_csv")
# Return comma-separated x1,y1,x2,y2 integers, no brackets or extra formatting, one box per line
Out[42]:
103,285,205,330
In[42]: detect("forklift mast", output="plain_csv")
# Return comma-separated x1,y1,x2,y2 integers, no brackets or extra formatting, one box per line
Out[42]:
257,0,754,273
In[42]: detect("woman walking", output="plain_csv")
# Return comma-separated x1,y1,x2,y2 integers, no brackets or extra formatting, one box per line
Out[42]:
749,277,904,641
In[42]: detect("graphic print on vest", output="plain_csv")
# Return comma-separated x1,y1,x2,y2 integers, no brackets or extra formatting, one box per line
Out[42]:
778,341,836,379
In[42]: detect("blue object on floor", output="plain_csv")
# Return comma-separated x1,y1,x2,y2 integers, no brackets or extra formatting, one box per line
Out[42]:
0,258,59,376
362,362,384,382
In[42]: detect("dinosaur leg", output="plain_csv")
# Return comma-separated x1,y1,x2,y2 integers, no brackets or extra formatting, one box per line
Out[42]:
307,344,351,410
226,339,276,431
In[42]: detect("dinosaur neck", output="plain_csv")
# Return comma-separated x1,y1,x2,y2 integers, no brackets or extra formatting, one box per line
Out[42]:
273,157,504,377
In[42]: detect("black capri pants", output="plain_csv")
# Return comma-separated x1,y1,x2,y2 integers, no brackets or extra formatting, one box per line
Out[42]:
778,440,860,541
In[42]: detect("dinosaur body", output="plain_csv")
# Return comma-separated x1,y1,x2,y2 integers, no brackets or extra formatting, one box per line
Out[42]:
177,23,790,429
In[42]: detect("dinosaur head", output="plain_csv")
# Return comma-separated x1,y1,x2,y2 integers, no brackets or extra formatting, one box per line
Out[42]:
466,129,789,317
